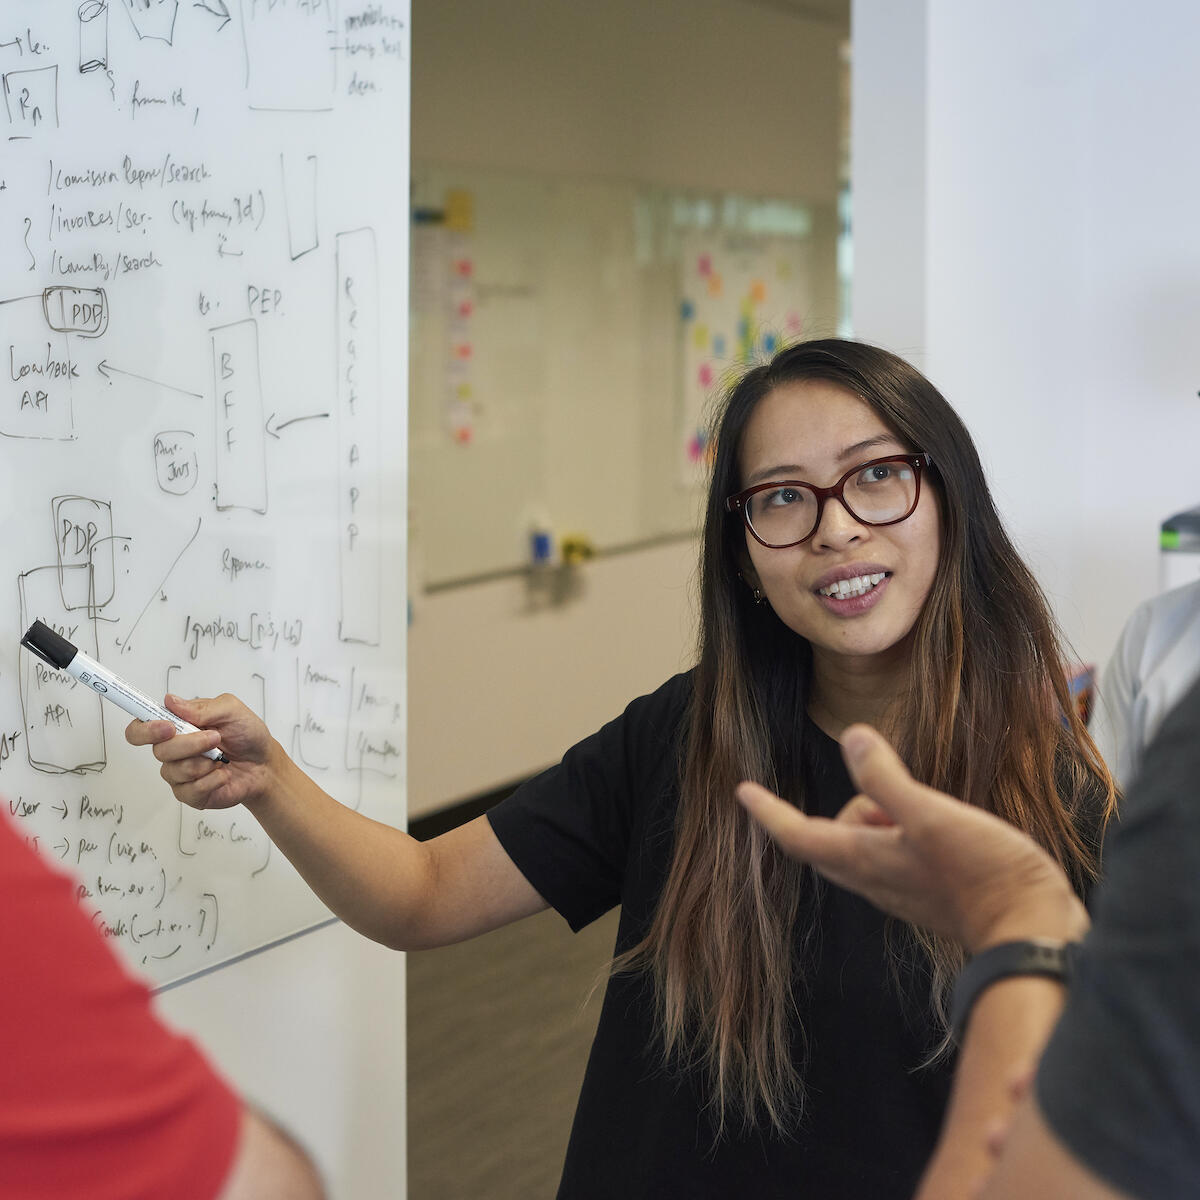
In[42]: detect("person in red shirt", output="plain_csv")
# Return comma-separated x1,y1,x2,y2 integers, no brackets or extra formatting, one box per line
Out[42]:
0,808,325,1200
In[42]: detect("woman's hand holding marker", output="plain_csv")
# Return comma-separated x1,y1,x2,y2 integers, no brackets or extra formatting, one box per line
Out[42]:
125,694,282,813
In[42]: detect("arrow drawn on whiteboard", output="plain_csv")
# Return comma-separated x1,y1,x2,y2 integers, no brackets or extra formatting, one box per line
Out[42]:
193,0,232,31
97,359,204,400
118,518,202,656
265,411,330,439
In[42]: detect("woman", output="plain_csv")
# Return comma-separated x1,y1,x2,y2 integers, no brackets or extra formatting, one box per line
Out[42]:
129,339,1114,1199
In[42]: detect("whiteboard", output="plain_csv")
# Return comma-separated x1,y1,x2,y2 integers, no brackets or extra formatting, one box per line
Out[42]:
0,0,408,988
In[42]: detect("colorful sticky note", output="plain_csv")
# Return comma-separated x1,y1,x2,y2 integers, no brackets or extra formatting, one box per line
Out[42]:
444,189,475,233
697,254,712,277
687,429,712,464
786,312,803,333
457,299,474,318
698,363,713,387
738,315,756,362
750,280,766,304
707,273,723,298
680,299,695,321
693,323,709,350
454,258,473,278
712,334,726,357
762,333,778,354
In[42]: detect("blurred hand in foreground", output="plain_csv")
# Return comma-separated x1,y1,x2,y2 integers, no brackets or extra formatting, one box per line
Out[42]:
736,724,1090,953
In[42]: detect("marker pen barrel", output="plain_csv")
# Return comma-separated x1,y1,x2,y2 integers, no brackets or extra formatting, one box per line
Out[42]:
19,620,229,763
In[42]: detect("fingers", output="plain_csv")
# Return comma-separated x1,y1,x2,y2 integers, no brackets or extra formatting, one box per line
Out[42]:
155,729,223,765
163,762,228,810
124,717,178,747
155,744,231,810
839,724,947,826
735,781,859,872
125,714,222,764
836,793,895,828
735,781,808,839
162,749,221,785
164,692,231,726
123,692,245,811
734,781,795,839
123,691,220,749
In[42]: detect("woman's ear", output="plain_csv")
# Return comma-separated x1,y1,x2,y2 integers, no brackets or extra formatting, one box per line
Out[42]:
735,546,761,594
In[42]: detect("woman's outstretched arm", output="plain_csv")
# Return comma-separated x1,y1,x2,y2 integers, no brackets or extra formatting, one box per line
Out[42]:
126,693,547,951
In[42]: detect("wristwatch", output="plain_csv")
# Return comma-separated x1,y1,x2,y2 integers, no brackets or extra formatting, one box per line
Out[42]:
950,938,1077,1043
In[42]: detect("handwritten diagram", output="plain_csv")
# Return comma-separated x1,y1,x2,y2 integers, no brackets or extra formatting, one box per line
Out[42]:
0,0,409,984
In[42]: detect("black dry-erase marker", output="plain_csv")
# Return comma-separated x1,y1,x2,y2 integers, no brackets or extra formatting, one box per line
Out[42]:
20,620,229,763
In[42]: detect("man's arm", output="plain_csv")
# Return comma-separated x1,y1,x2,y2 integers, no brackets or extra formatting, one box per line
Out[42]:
736,724,1092,1199
219,1107,326,1200
976,1090,1128,1199
917,976,1072,1199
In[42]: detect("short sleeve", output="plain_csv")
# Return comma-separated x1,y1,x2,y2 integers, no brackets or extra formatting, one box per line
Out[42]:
1037,674,1200,1199
1089,601,1151,791
0,812,241,1200
487,672,691,932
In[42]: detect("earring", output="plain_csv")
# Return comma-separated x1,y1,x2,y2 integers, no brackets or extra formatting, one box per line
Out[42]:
753,588,766,605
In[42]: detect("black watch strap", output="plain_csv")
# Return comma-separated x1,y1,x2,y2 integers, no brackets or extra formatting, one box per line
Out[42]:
951,938,1076,1043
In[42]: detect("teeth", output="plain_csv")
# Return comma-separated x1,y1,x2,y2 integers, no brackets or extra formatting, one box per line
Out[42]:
818,572,887,599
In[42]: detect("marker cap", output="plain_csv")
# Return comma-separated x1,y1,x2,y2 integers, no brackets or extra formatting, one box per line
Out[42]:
20,620,79,671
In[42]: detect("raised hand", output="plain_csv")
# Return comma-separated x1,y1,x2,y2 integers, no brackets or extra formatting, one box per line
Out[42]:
736,724,1090,953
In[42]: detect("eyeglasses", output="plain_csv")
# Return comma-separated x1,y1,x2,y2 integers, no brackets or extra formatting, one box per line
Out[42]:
726,453,933,549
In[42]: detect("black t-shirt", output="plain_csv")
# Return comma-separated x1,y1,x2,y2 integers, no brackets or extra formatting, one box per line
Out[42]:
488,672,953,1199
1037,671,1200,1199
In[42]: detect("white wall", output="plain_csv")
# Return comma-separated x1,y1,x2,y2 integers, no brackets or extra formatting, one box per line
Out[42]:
409,539,700,817
158,924,405,1198
852,0,1200,669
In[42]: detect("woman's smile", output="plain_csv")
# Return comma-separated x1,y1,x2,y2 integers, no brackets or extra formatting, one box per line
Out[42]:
812,563,893,612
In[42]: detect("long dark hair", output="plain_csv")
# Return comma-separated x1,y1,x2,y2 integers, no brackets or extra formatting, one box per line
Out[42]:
614,338,1115,1136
